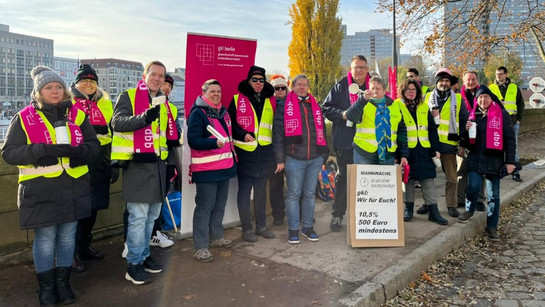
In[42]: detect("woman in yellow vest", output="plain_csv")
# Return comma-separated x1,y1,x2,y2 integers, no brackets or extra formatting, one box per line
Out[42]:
397,79,447,225
1,66,100,306
345,75,409,166
69,64,114,271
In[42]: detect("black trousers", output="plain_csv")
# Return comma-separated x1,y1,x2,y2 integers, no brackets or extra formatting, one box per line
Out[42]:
332,148,353,218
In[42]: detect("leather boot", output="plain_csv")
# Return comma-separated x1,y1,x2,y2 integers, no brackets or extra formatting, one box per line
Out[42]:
428,204,448,225
416,204,429,215
55,266,75,304
403,202,414,222
37,269,58,307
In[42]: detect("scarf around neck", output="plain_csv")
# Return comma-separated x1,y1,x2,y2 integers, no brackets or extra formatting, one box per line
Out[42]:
483,102,503,150
133,80,155,154
430,89,458,134
284,91,326,146
372,98,391,163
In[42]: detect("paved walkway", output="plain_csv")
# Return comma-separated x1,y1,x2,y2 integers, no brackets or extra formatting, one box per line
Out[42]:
1,163,544,306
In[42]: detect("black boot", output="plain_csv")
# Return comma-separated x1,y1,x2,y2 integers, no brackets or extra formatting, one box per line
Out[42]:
404,202,414,222
55,266,75,304
416,204,429,215
428,204,448,225
37,269,58,307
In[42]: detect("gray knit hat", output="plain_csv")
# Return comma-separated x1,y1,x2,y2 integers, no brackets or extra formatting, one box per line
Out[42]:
31,65,66,93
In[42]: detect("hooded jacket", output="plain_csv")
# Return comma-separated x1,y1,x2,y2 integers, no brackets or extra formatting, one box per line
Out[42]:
228,79,276,177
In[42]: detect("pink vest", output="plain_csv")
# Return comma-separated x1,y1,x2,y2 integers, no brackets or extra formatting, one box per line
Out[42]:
190,110,235,173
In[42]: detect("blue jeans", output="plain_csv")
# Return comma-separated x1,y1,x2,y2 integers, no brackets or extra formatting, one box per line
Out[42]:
193,180,230,249
284,156,323,230
353,149,394,165
513,122,520,175
126,202,162,265
468,171,501,229
33,221,77,273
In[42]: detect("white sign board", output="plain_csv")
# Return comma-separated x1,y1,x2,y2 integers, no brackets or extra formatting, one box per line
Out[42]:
347,164,404,247
530,93,545,109
529,77,545,93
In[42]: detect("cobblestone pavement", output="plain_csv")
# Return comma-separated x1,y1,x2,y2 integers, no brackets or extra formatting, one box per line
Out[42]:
385,182,545,307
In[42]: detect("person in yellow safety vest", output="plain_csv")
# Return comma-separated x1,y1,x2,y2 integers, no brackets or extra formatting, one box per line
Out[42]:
228,65,277,243
111,61,173,285
69,64,114,272
421,68,469,219
345,75,409,167
489,66,525,182
1,65,100,306
397,79,448,225
406,67,429,98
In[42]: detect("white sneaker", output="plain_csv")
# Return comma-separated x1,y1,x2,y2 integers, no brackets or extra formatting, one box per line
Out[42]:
121,242,128,259
150,231,174,248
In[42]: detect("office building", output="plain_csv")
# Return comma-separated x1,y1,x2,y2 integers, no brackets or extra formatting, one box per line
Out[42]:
0,24,54,116
444,0,545,85
54,56,79,86
340,25,400,67
81,58,144,101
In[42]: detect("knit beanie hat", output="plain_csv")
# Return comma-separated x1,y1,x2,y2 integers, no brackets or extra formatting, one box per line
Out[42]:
31,65,66,93
247,65,266,80
434,68,458,86
475,85,501,104
165,74,174,87
74,64,98,84
270,74,287,87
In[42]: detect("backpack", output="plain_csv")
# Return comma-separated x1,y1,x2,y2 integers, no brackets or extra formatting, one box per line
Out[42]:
316,160,338,201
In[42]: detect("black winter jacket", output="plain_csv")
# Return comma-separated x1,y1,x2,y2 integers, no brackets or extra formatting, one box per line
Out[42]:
272,94,329,164
322,76,364,150
227,80,276,177
2,100,100,229
460,105,516,176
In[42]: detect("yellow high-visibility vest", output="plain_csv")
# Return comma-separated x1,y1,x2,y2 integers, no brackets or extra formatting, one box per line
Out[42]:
233,94,274,152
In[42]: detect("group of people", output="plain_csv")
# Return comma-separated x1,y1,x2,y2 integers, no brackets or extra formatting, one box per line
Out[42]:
1,55,523,305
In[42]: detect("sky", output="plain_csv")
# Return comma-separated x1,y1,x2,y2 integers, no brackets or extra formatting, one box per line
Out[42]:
0,0,399,74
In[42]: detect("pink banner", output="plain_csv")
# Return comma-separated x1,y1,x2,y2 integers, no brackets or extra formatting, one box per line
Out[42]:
184,33,257,119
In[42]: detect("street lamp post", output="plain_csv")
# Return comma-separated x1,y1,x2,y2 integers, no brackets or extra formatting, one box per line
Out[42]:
392,0,398,68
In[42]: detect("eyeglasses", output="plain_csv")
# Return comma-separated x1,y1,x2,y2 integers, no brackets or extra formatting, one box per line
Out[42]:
406,88,417,92
274,86,287,91
78,79,97,85
351,66,368,71
251,77,265,83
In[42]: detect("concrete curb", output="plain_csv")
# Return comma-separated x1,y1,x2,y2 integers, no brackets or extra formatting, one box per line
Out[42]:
343,170,545,307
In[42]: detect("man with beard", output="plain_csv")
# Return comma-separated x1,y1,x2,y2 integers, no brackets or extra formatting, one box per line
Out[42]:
417,68,468,218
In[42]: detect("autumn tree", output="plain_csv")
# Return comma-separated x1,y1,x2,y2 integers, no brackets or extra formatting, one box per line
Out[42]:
483,52,524,86
376,0,545,72
288,0,343,102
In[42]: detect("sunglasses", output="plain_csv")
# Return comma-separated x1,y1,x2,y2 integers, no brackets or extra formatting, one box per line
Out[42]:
251,77,265,83
274,86,287,91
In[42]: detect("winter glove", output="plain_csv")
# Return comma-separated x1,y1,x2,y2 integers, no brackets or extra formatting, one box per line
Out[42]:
69,157,86,168
144,105,161,124
47,144,84,158
35,156,58,167
110,167,120,184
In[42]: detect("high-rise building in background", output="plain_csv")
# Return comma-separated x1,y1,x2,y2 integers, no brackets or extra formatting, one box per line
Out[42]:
444,0,544,86
340,25,400,68
0,24,53,116
54,56,79,86
81,58,144,102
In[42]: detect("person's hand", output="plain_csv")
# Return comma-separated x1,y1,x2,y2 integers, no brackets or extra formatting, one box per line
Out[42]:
110,167,120,184
363,90,370,100
145,105,161,124
506,163,516,174
431,109,439,118
435,151,441,159
457,147,466,158
275,163,285,173
244,133,255,142
342,111,347,120
216,139,225,148
400,157,408,166
466,121,475,131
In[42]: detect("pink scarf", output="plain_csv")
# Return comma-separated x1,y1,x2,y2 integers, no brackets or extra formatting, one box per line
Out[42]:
165,100,178,141
133,80,155,154
347,72,370,105
284,91,326,146
461,85,479,120
485,101,503,150
73,97,107,126
20,105,83,146
236,94,254,133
